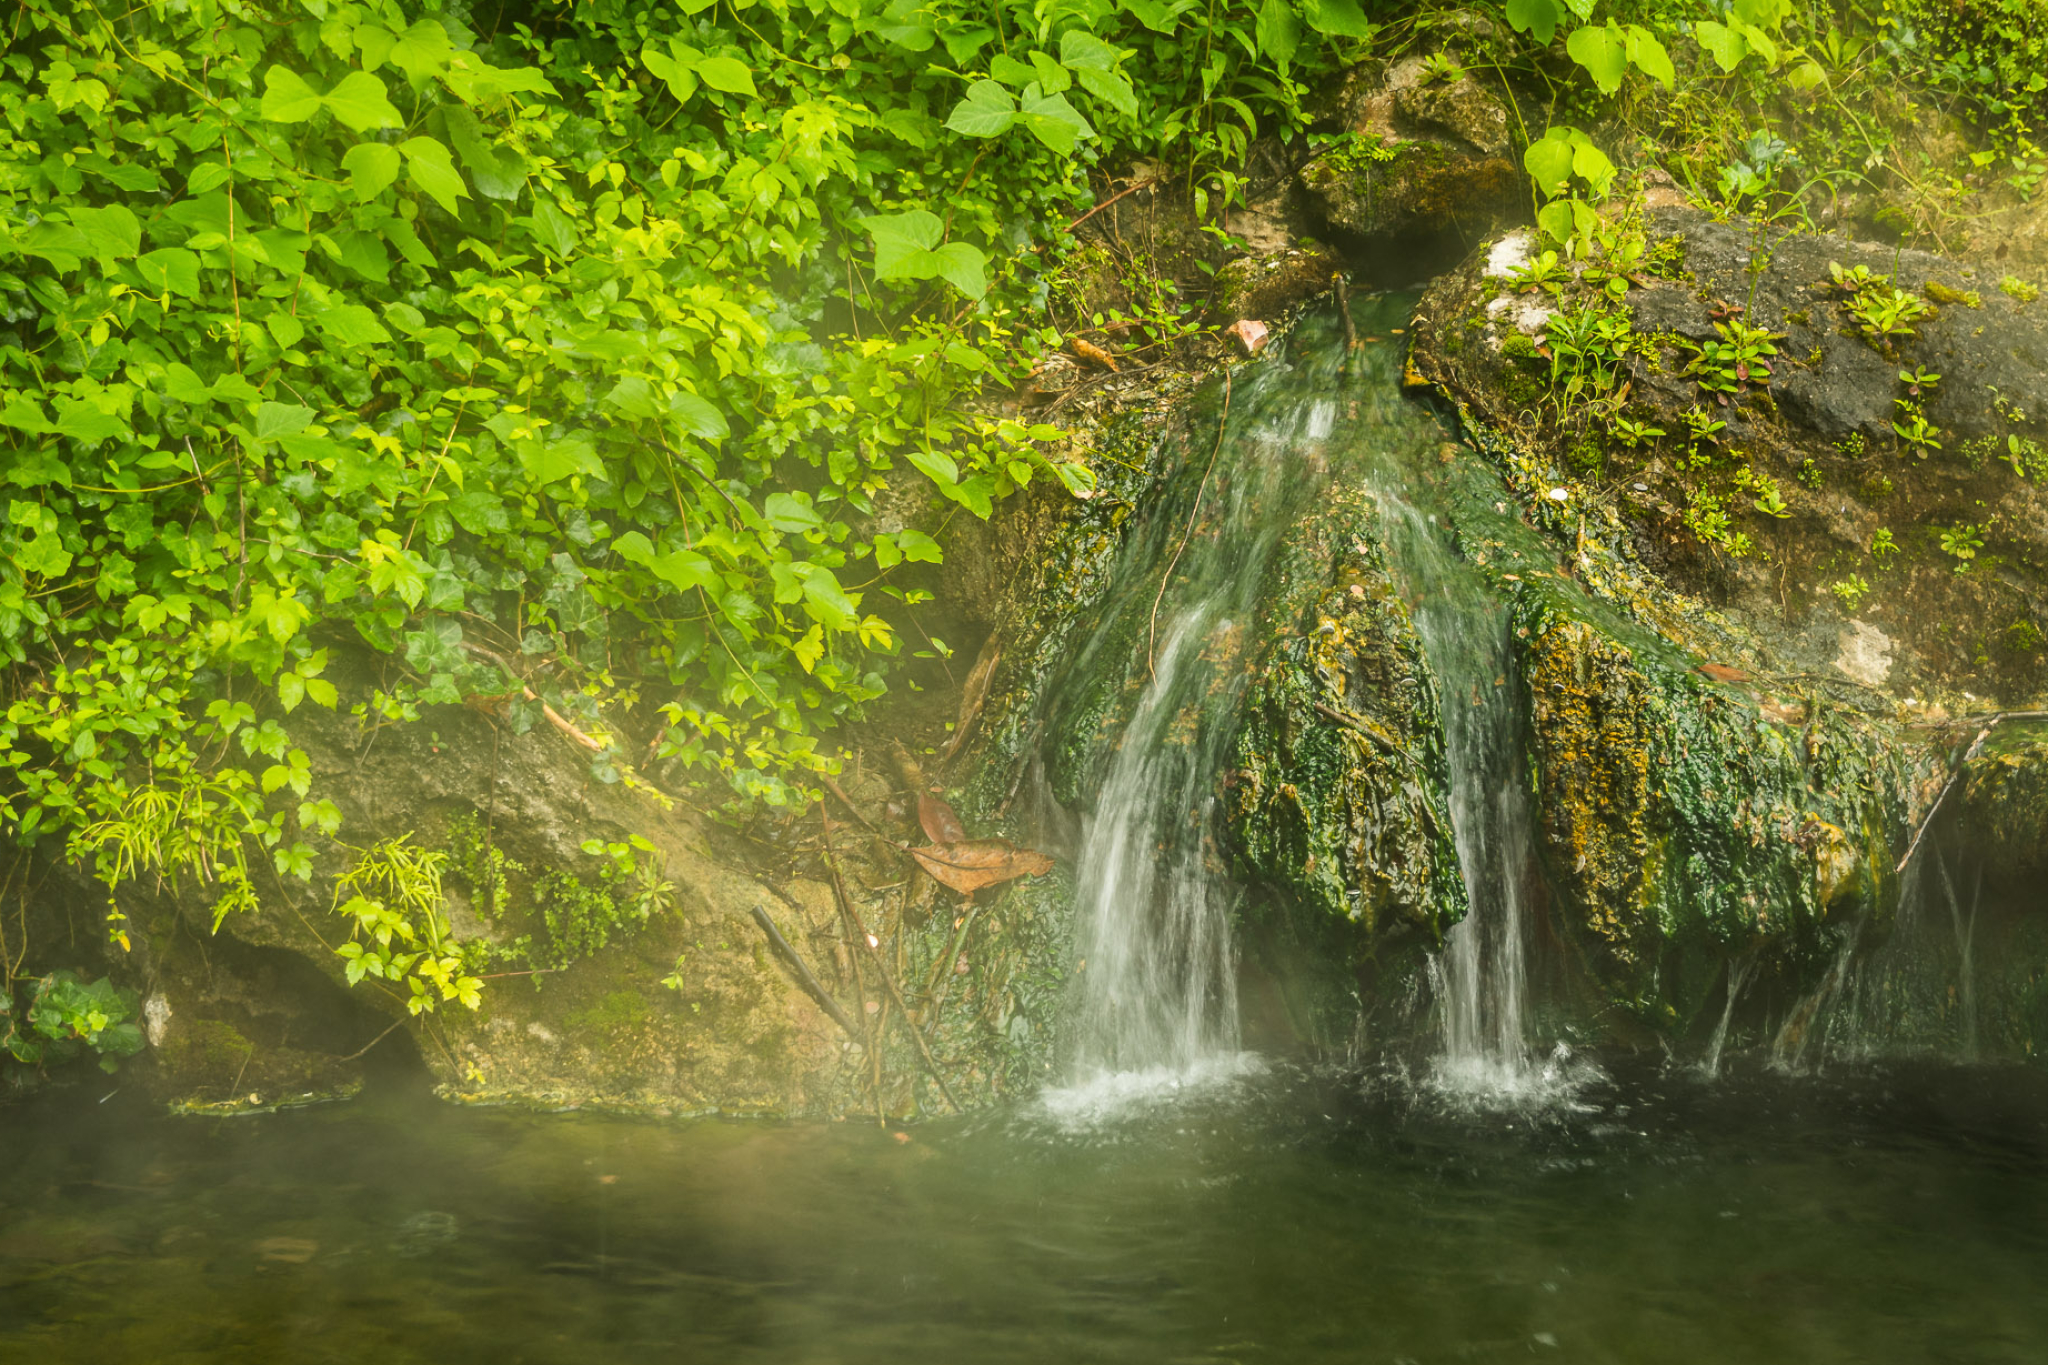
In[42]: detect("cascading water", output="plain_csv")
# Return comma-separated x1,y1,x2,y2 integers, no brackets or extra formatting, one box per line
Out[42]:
1375,495,1542,1091
1041,292,1568,1109
1055,366,1349,1099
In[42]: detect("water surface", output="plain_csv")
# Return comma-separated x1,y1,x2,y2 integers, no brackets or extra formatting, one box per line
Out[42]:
4,1059,2046,1363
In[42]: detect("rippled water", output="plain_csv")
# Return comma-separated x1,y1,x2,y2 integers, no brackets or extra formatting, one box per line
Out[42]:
5,1058,2047,1363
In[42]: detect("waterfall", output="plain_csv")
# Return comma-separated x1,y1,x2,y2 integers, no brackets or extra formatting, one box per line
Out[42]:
1378,496,1544,1092
1055,368,1346,1097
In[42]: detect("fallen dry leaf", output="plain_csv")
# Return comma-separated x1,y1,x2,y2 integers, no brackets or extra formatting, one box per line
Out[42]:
918,792,967,845
907,839,1055,895
1227,318,1269,355
1070,337,1120,371
1698,663,1751,683
939,643,1002,765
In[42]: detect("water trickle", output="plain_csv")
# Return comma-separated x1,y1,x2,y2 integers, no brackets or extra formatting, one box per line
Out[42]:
1701,952,1758,1078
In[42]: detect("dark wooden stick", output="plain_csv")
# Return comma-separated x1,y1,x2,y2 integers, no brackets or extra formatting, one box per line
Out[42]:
1335,273,1359,353
1896,715,2003,875
1066,176,1161,233
818,801,965,1114
749,903,860,1040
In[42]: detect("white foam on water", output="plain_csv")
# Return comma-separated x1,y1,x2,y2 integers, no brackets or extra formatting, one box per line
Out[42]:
1037,1052,1267,1130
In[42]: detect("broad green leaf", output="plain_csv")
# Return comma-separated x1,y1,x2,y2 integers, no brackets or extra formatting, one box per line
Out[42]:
1124,0,1196,32
443,105,523,200
1504,0,1562,43
1076,66,1139,118
670,391,731,440
523,200,580,257
605,375,659,419
70,204,140,261
861,209,944,267
256,402,315,440
946,79,1017,137
267,312,306,350
517,437,603,486
798,565,858,630
1059,30,1125,71
614,530,718,594
356,23,397,70
53,399,122,444
133,247,201,297
399,137,469,215
643,44,700,102
334,230,391,282
1256,0,1301,64
341,142,402,202
1302,0,1375,38
989,54,1038,88
1524,130,1577,198
1018,85,1096,155
927,242,987,298
1571,135,1616,197
695,56,756,96
1731,0,1788,29
1561,0,1595,21
448,490,510,535
763,492,823,532
1028,51,1072,94
322,71,401,132
1565,23,1628,95
1735,19,1779,66
1624,25,1675,89
1695,20,1748,72
317,303,393,348
896,528,943,563
260,66,324,122
389,19,453,84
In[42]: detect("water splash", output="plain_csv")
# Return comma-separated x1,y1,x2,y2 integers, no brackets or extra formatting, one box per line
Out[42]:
1700,952,1758,1078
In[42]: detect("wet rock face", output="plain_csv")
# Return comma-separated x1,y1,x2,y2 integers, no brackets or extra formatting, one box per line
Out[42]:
1230,483,1463,947
1412,205,2048,704
1210,244,1341,325
1297,57,1522,265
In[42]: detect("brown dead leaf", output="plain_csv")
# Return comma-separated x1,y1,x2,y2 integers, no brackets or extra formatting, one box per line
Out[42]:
939,643,1003,766
1227,318,1269,355
1070,337,1120,371
907,839,1055,895
1698,663,1751,683
918,793,967,845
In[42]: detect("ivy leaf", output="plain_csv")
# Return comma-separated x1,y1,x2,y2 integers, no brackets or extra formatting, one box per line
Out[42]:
398,137,469,215
341,143,402,202
1301,0,1375,38
1565,23,1628,95
448,490,510,535
988,54,1037,88
260,66,325,122
1504,0,1562,43
1694,20,1749,72
695,56,756,97
322,71,401,132
1256,0,1301,65
946,79,1017,137
1058,29,1123,71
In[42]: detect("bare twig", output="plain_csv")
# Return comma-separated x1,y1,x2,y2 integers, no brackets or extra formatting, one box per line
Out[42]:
749,904,860,1039
818,801,963,1114
1146,367,1232,678
1066,176,1161,234
1335,273,1359,354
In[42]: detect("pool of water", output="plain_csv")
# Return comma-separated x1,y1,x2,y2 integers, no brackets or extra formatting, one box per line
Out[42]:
4,1057,2046,1363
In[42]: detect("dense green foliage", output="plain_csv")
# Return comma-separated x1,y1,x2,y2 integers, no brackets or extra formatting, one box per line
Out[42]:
0,0,1375,1018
